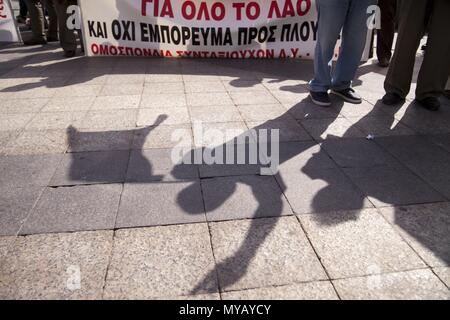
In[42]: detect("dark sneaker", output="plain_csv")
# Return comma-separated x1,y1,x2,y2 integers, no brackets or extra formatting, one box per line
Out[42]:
23,38,47,46
46,36,59,42
416,97,440,111
310,91,331,107
331,88,362,104
382,92,405,105
16,15,26,24
64,50,76,58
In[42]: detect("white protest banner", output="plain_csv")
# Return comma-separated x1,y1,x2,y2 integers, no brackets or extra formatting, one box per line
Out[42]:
79,0,372,59
0,0,21,42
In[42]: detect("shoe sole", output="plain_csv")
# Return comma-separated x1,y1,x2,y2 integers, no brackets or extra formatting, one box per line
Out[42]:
309,93,331,107
331,90,362,104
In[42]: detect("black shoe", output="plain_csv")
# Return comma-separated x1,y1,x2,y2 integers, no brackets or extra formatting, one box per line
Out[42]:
331,88,362,104
16,15,26,24
64,50,76,58
378,57,390,68
382,92,405,105
310,91,331,107
23,38,47,46
416,97,440,111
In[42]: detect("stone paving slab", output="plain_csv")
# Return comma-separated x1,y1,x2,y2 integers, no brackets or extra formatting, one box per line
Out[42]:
333,269,450,300
0,186,44,236
104,224,217,299
0,154,61,188
0,231,113,299
343,165,446,207
3,129,68,155
301,117,367,141
49,150,129,186
379,203,450,267
1,98,48,114
277,167,372,214
21,184,122,235
221,281,339,300
433,267,450,288
201,175,292,221
116,181,205,228
299,209,426,279
67,128,134,152
209,217,327,292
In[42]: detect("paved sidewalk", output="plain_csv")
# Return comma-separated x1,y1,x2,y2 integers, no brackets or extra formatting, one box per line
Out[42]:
0,43,449,299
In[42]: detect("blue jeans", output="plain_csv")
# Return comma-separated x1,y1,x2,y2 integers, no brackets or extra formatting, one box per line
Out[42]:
309,0,377,92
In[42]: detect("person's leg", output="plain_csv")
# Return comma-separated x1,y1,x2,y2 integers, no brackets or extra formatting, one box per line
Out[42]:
309,0,349,93
43,0,58,41
24,0,46,43
415,0,450,101
53,0,77,55
332,0,377,92
19,0,28,18
377,0,396,65
384,0,429,100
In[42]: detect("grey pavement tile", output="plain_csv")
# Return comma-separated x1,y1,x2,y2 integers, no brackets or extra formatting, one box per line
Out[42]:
140,93,187,108
428,133,450,153
26,111,86,130
433,267,450,288
143,82,185,94
337,100,390,119
91,95,141,110
3,129,68,155
184,81,226,93
247,117,312,142
99,84,143,96
397,101,450,134
186,92,234,107
65,74,109,86
277,141,337,172
137,107,190,126
50,150,129,186
201,175,292,221
21,184,122,235
104,224,217,299
348,116,416,137
222,281,338,300
145,74,183,83
192,121,251,147
197,142,274,178
132,124,193,149
116,181,205,228
42,97,95,112
270,90,309,104
320,138,399,168
299,209,427,279
301,118,366,141
53,85,102,98
67,127,134,152
0,230,113,299
0,113,35,131
379,203,450,267
237,104,288,122
333,269,450,300
0,187,44,236
209,217,327,292
126,148,198,182
189,105,243,123
0,154,61,188
343,165,445,207
223,81,268,92
376,135,450,200
105,74,145,85
183,74,222,82
277,167,372,214
230,91,279,105
80,110,138,130
0,130,21,148
0,87,57,100
0,98,48,114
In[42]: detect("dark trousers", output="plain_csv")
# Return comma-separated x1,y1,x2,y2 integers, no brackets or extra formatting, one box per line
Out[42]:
377,0,396,61
19,0,28,17
385,0,450,99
